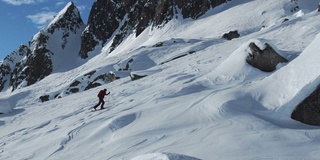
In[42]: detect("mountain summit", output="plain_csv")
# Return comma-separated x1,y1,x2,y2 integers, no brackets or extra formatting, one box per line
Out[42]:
46,2,84,35
0,2,85,92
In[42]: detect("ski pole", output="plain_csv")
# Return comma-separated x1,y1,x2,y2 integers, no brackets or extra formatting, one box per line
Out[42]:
107,92,111,108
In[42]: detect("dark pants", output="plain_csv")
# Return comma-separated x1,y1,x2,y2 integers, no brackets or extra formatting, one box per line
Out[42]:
93,97,105,109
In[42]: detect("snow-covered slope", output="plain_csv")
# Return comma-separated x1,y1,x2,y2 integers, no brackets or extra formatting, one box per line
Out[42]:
1,0,320,159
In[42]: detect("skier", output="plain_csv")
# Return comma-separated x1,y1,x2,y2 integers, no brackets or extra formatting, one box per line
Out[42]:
93,89,110,110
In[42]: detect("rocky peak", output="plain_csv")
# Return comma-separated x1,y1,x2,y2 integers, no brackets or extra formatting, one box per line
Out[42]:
0,44,30,91
176,0,211,19
79,0,125,58
45,2,84,50
46,2,84,35
0,2,85,92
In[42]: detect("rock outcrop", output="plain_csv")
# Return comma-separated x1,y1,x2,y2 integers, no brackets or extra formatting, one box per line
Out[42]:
246,42,288,72
222,30,240,40
0,44,29,91
291,84,320,126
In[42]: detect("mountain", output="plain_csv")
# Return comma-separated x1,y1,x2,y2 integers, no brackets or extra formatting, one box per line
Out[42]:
0,0,229,94
1,0,320,159
79,0,228,58
0,2,85,92
0,0,232,100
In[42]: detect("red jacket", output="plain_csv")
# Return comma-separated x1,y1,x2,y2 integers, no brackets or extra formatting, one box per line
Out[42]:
97,90,107,98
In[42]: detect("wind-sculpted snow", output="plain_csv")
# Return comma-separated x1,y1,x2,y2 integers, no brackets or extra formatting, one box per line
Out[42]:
0,91,30,114
248,32,320,111
109,113,138,132
1,0,320,160
131,152,201,160
37,37,214,101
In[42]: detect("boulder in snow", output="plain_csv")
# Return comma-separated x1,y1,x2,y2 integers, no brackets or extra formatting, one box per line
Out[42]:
222,30,240,40
291,84,320,126
40,95,50,102
107,71,117,82
246,42,288,72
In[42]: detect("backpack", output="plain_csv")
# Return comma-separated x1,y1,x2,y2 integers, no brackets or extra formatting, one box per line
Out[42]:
97,90,105,98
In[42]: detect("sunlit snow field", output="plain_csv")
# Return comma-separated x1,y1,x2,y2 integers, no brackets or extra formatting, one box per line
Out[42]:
1,0,320,159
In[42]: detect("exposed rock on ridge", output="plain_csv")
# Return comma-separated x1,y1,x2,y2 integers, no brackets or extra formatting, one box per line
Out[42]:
79,0,228,58
0,45,30,91
46,2,84,49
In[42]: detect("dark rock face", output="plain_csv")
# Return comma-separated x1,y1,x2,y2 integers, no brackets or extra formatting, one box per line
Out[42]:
0,45,29,91
291,84,320,126
154,0,174,26
40,95,50,102
47,2,84,49
79,0,125,58
25,47,53,86
246,42,288,72
10,33,53,91
222,30,240,40
79,0,228,58
176,0,211,19
47,2,84,35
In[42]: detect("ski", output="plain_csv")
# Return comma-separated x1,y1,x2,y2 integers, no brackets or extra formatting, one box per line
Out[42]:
91,107,111,112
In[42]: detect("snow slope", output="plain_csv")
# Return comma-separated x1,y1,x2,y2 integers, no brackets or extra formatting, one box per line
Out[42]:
1,0,320,159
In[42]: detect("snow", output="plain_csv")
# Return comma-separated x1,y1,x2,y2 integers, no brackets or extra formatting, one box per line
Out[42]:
46,2,78,29
0,100,11,113
1,0,320,159
251,32,320,110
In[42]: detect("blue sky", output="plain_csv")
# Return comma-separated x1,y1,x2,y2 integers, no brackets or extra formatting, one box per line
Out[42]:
0,0,93,60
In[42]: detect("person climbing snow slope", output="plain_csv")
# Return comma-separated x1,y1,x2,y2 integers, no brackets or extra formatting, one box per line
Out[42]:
93,89,110,110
